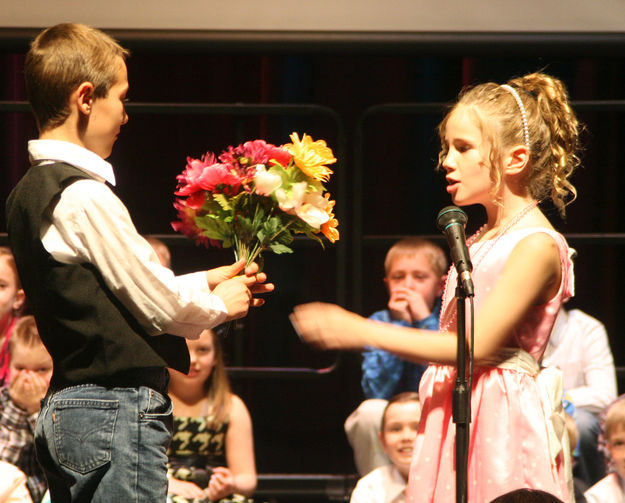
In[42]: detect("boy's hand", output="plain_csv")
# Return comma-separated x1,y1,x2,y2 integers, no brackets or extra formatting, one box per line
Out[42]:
211,262,274,320
388,287,431,324
9,371,49,414
206,466,236,501
205,259,246,289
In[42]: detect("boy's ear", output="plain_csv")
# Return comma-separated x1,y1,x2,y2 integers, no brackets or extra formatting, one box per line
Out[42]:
75,82,95,116
503,144,530,176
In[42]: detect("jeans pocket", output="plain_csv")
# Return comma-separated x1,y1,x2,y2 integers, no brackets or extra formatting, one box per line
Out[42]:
141,389,172,420
52,398,119,474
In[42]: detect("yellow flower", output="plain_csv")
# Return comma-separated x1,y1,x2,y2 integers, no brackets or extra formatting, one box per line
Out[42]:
320,194,339,243
283,132,337,182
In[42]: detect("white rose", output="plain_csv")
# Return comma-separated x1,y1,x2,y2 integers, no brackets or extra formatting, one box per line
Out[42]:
253,165,282,196
295,191,330,228
276,181,307,213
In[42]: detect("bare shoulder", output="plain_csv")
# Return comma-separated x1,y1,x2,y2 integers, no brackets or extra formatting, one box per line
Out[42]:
509,232,562,302
229,394,252,420
516,231,561,254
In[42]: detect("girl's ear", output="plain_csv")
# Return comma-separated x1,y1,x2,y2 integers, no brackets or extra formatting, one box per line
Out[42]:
503,145,530,176
13,288,25,313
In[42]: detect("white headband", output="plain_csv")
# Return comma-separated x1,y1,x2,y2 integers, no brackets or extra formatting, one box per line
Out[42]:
500,84,530,150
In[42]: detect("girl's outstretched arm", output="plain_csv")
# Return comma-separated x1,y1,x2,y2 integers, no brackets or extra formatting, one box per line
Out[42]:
293,232,561,365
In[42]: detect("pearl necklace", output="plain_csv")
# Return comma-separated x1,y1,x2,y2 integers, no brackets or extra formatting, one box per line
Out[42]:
438,200,539,332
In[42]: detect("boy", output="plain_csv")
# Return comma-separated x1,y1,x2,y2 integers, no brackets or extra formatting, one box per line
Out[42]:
543,307,617,488
584,396,625,502
5,23,272,502
349,392,421,503
0,316,52,502
344,237,446,475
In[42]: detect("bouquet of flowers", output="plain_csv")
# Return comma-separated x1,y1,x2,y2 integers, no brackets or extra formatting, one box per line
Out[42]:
172,133,339,267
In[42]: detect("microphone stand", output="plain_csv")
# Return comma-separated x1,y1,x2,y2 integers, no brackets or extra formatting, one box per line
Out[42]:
454,283,471,503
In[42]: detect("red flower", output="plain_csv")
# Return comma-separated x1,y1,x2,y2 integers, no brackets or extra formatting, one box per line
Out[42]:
171,200,220,248
219,140,291,169
196,163,243,195
175,153,217,196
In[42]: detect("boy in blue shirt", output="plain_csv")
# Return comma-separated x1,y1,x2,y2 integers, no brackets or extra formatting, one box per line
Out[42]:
345,237,446,475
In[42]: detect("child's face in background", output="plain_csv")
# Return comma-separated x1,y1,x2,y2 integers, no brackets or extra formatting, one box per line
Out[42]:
182,329,216,385
10,341,53,385
441,106,493,207
380,400,421,479
0,257,24,330
607,423,625,480
385,252,443,313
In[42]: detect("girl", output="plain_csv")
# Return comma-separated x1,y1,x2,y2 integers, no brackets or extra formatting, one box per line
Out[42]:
167,327,257,503
291,72,580,502
0,247,26,385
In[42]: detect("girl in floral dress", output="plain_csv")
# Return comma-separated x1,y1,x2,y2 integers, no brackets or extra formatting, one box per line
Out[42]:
167,328,257,503
291,72,581,502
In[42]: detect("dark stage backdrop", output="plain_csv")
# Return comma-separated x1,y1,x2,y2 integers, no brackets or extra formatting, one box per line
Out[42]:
2,30,625,486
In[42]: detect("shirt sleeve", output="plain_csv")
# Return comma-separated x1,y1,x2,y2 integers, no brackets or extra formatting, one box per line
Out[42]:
360,312,407,399
349,476,376,503
565,311,617,412
42,179,228,338
0,390,31,467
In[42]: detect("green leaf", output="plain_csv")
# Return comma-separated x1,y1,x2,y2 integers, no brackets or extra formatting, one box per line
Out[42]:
269,243,294,254
213,194,232,211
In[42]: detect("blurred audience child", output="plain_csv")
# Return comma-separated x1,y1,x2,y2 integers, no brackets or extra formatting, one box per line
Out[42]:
145,235,172,268
344,238,445,475
167,327,257,503
0,316,52,502
0,461,33,503
542,307,617,487
350,392,421,503
584,396,625,503
564,411,589,502
489,489,565,502
0,248,26,385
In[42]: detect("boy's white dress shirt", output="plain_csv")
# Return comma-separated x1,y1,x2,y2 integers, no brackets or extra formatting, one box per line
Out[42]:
29,139,228,339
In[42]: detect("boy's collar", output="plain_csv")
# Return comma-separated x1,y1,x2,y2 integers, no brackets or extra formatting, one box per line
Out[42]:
28,139,116,186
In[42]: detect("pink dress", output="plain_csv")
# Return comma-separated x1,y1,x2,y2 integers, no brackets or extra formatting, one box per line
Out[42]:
406,228,574,503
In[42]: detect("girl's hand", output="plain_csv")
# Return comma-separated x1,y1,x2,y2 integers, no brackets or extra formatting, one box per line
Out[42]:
290,303,367,350
167,477,206,500
206,466,235,501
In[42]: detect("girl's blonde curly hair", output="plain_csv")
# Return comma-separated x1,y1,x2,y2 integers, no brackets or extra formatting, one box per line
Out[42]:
438,72,581,217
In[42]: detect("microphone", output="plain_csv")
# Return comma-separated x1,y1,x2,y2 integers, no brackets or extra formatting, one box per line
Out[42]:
436,206,474,297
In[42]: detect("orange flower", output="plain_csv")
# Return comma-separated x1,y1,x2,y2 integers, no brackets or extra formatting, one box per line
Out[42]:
283,132,337,182
320,194,339,243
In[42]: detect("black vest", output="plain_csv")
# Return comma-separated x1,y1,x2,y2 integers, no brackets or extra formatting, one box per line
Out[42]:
6,162,189,389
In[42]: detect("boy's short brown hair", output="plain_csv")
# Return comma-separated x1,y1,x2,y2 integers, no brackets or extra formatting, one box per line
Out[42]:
25,23,129,132
604,397,625,440
381,391,420,431
8,315,41,353
384,237,448,278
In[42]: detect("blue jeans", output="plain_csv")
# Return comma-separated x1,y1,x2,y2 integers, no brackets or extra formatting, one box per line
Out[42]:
573,407,605,488
35,384,173,502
